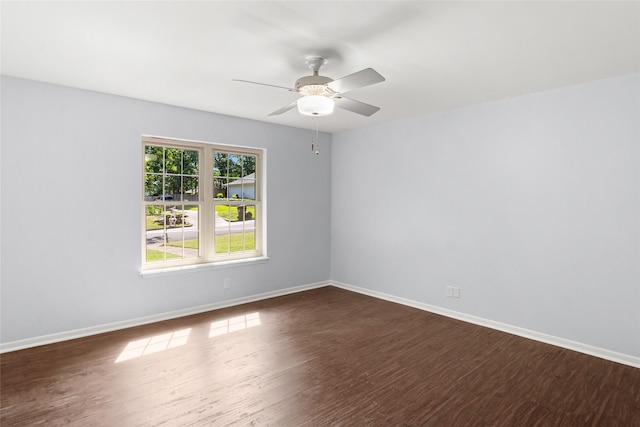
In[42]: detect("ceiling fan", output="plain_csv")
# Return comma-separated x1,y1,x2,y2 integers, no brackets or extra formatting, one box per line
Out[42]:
233,57,385,117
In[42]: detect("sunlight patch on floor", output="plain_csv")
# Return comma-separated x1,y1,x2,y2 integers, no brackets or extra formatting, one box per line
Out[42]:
115,328,191,363
209,312,261,337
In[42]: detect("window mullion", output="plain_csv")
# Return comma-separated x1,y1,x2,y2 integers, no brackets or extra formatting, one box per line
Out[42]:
202,147,214,260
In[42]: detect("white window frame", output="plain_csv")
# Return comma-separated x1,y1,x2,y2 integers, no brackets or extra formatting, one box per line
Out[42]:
141,135,266,273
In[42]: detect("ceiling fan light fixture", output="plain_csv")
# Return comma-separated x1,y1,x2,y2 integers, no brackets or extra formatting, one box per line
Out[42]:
298,84,334,97
297,95,334,116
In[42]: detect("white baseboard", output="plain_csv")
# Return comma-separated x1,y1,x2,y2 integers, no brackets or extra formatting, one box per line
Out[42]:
0,280,330,354
330,281,640,369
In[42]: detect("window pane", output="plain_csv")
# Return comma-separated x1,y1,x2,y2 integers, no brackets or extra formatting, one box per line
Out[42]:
182,150,199,176
236,211,256,252
164,205,199,259
214,204,256,254
145,174,162,201
228,176,254,200
244,204,255,221
183,176,199,201
146,204,169,262
214,153,228,177
145,145,200,203
214,178,228,199
164,175,181,201
145,146,163,173
164,148,183,174
241,230,256,251
228,185,241,200
146,205,199,261
214,151,257,201
215,234,230,254
215,203,236,222
228,154,241,178
240,155,256,176
240,179,255,200
215,204,231,254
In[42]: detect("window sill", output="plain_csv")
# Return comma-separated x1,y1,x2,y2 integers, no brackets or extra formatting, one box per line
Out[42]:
140,256,270,278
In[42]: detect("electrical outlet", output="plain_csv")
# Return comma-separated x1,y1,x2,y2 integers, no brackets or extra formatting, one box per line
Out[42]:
223,278,231,289
447,286,461,298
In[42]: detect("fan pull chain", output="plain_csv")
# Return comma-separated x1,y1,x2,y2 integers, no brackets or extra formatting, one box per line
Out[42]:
312,116,320,155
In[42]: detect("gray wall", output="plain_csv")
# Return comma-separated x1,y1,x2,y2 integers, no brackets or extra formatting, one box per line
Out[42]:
331,74,640,358
3,73,639,360
1,76,332,343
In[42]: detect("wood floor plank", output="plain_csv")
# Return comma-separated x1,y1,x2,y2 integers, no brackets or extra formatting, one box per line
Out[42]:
1,286,639,426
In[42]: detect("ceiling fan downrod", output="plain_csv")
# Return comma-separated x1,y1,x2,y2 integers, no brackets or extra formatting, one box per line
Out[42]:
306,57,326,76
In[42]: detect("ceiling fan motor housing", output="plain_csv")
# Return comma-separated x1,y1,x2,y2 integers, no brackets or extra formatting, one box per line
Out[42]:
295,75,334,94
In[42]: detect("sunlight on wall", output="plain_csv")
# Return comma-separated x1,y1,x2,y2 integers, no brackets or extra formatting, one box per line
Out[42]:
209,312,261,337
115,328,191,363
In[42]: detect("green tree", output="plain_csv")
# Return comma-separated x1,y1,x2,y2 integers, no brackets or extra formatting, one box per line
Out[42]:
144,146,199,199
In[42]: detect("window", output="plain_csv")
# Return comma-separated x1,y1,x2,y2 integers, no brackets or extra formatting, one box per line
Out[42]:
142,136,264,271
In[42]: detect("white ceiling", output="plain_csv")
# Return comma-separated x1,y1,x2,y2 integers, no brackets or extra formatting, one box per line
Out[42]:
2,1,639,133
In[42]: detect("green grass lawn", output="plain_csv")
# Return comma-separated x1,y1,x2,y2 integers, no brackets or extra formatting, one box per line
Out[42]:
215,205,255,221
166,232,254,252
146,215,163,231
215,232,255,253
146,248,180,261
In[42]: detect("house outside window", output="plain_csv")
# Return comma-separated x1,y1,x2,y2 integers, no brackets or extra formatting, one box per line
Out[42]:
142,136,264,271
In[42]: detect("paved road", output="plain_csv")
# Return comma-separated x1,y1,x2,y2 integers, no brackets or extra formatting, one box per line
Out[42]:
146,210,255,244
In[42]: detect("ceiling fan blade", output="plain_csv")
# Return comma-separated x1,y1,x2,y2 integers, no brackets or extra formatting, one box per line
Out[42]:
327,68,385,94
268,101,298,116
336,97,381,117
233,79,293,91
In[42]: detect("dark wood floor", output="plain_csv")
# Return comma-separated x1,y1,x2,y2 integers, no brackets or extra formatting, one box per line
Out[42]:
1,286,639,426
